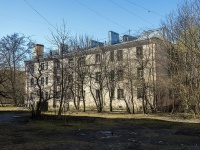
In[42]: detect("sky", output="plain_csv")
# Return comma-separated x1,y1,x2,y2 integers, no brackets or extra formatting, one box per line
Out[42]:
0,0,182,52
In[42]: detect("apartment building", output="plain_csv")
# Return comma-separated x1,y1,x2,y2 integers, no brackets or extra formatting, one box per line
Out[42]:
24,30,170,113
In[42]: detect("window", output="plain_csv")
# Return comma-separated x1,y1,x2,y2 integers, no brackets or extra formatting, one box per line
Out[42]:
110,51,114,61
68,74,73,83
137,88,143,99
46,77,48,85
30,78,34,86
29,64,34,73
55,91,60,99
37,90,44,98
45,91,48,100
37,90,40,96
77,72,86,82
95,72,101,82
41,91,44,99
45,62,48,70
117,50,123,61
30,92,34,99
149,68,153,74
96,89,100,99
78,56,85,66
117,70,123,81
67,91,73,99
41,77,44,85
110,51,115,61
79,90,85,100
95,54,101,63
136,46,143,58
110,70,115,82
56,76,60,84
117,89,124,99
137,68,143,78
41,63,45,70
169,89,173,99
69,58,74,67
56,60,60,69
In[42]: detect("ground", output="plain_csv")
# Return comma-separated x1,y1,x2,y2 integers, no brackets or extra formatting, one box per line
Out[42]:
0,107,200,150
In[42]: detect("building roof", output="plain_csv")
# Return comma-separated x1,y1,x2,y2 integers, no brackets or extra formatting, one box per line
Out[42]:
25,36,163,64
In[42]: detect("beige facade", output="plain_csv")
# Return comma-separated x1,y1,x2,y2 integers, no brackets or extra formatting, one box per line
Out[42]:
25,37,169,112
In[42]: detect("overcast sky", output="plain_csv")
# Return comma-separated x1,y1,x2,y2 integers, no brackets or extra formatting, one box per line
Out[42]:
0,0,182,51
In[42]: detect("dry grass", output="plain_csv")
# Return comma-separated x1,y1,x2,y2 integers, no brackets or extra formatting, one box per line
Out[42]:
45,111,200,123
0,111,200,150
0,106,29,111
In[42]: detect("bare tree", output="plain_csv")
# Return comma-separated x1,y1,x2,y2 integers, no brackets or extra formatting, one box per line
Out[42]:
122,44,137,114
69,35,91,112
87,46,108,112
0,70,10,100
25,47,55,118
0,33,33,105
136,43,156,114
161,0,200,114
104,47,118,112
48,21,70,117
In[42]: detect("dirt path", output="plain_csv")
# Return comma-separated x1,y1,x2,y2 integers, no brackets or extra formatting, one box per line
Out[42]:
0,113,14,123
0,111,29,124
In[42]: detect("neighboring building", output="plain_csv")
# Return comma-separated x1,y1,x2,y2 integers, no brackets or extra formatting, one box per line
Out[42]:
24,30,171,112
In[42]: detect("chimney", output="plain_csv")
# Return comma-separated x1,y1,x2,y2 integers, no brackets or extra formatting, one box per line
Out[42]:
34,44,44,58
108,31,119,45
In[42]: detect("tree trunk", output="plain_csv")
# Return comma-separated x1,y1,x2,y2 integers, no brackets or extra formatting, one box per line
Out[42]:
131,97,135,114
34,101,42,119
36,107,41,118
171,91,175,113
124,99,131,114
58,101,63,117
109,98,113,112
83,97,86,112
58,94,64,118
142,98,146,114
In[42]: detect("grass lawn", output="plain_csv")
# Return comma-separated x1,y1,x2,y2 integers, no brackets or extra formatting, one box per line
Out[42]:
0,110,200,150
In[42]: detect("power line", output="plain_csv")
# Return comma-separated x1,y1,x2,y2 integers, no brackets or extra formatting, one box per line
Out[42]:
108,0,155,26
75,0,128,30
0,12,47,25
23,0,146,45
125,0,163,17
23,0,56,30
